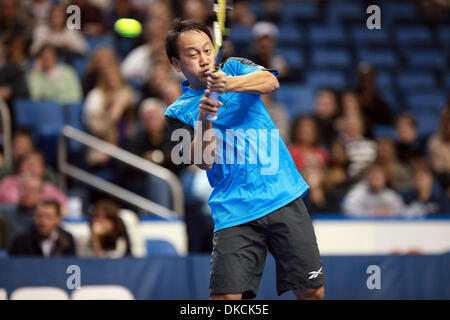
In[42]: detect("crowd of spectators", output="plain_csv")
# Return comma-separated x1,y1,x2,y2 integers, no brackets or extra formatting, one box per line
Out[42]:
0,0,449,256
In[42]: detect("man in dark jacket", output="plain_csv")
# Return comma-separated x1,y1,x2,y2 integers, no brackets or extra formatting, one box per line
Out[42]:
8,199,75,257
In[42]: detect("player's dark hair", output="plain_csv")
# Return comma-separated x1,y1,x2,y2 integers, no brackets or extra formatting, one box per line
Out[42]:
165,18,213,62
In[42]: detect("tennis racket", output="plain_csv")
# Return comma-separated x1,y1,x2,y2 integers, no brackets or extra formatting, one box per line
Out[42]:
207,0,232,121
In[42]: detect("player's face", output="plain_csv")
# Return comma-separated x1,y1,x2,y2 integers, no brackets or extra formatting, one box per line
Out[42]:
171,30,215,89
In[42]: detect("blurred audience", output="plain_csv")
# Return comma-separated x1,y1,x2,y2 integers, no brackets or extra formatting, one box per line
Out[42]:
82,46,120,97
356,62,395,127
427,107,450,195
337,114,377,181
313,88,340,148
232,0,256,26
376,137,411,192
0,39,28,112
27,44,83,104
71,0,107,37
0,151,67,209
0,174,45,240
325,139,350,191
342,162,405,217
76,199,131,258
83,65,135,166
30,3,88,57
121,4,173,85
248,21,290,80
288,115,329,172
402,159,449,216
303,164,343,214
0,129,34,180
8,199,75,256
395,113,427,165
260,93,290,144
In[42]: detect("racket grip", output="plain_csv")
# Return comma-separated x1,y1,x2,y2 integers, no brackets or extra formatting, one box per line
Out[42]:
206,91,219,121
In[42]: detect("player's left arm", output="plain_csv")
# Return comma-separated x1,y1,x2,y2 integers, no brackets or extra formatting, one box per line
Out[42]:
206,70,279,96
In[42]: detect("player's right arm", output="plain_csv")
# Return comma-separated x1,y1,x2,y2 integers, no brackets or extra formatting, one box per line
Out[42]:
191,90,222,170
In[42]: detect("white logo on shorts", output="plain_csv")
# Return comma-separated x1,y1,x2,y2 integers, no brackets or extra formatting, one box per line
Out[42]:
308,267,323,279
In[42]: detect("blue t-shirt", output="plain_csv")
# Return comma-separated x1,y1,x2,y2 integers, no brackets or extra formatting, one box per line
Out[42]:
165,57,309,231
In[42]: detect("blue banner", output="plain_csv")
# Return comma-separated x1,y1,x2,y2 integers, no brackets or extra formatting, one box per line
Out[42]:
0,254,448,300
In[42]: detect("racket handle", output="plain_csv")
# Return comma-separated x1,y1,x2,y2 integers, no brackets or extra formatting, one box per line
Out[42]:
206,91,219,121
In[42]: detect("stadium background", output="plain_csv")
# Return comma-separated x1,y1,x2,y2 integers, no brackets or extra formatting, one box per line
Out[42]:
0,0,449,299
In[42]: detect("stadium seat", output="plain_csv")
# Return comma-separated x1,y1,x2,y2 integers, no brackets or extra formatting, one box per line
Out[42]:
397,71,436,91
277,47,305,69
311,48,351,69
373,125,397,140
326,1,362,24
376,71,393,90
445,73,450,91
405,91,447,113
378,89,401,113
278,24,303,46
405,49,447,69
437,25,450,49
306,70,347,90
64,102,84,129
72,55,88,78
383,1,418,25
415,114,440,137
15,99,64,130
358,48,398,69
230,25,253,45
281,1,319,24
395,25,433,46
307,25,346,45
351,27,390,46
274,84,315,117
86,35,114,54
146,239,179,257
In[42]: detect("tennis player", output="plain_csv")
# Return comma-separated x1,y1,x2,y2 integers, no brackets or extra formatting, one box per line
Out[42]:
164,19,325,300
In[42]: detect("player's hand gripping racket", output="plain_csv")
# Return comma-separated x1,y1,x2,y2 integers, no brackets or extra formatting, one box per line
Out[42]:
207,0,232,121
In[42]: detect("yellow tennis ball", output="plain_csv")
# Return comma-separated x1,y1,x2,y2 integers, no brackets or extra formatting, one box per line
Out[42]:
114,18,142,38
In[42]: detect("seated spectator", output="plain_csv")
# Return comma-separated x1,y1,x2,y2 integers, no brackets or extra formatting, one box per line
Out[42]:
0,0,31,47
260,93,290,144
30,3,88,57
303,164,343,214
340,90,372,138
24,0,52,26
0,174,44,240
141,56,183,106
0,152,66,209
248,21,290,80
356,62,395,126
82,46,120,97
395,113,427,165
72,0,107,37
0,39,28,114
325,139,350,191
8,199,75,257
121,3,175,85
181,0,212,25
427,107,450,194
27,43,83,104
0,129,34,179
376,137,411,192
402,159,449,216
313,88,340,148
83,65,135,166
119,98,179,208
288,116,328,172
232,0,256,26
76,199,131,258
337,114,377,181
342,162,405,217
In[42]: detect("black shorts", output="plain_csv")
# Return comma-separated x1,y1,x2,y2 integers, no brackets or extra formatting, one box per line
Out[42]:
209,196,326,299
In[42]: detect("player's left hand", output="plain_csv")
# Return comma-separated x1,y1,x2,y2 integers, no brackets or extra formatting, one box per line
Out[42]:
206,70,227,94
